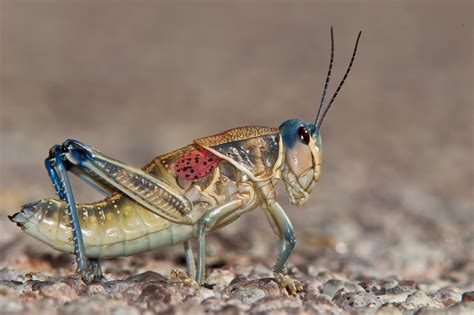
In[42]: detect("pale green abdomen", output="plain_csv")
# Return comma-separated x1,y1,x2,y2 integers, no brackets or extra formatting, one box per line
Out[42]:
13,196,194,259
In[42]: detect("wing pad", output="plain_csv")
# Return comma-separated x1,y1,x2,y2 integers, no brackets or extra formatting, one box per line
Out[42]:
80,150,193,224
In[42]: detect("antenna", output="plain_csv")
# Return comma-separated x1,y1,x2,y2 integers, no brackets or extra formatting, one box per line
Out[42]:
315,27,335,125
316,30,362,130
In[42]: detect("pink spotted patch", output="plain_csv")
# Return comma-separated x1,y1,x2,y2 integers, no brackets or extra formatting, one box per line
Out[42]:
174,149,221,180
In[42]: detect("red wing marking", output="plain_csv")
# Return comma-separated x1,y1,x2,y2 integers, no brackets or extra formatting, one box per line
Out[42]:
174,149,221,180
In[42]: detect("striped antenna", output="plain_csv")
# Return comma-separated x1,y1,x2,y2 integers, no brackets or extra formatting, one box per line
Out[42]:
316,30,362,130
315,27,335,125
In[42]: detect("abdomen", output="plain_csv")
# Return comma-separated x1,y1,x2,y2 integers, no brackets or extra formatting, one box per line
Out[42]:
10,194,194,258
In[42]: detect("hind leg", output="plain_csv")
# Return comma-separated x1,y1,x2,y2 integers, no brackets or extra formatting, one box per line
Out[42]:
81,258,103,283
45,145,104,283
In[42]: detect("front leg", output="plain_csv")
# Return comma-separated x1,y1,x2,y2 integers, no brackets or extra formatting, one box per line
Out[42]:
258,181,302,295
264,200,296,273
261,205,289,273
258,180,296,273
264,200,303,295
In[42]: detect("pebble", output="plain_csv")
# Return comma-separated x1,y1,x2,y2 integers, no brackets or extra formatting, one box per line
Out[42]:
416,301,474,315
375,303,404,315
404,290,444,310
231,286,266,305
0,297,25,313
446,301,474,314
302,302,342,315
321,279,364,298
0,268,24,282
462,291,474,302
36,281,80,302
0,259,470,314
304,292,337,308
433,286,462,306
202,297,247,313
58,296,140,315
110,305,141,315
332,291,380,310
227,277,281,304
250,296,302,314
206,268,235,290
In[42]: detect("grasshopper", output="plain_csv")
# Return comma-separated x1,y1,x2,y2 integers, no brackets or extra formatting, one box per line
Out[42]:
9,29,361,291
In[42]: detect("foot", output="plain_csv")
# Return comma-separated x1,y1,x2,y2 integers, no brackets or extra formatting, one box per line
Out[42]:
169,269,199,288
77,261,105,284
274,272,303,296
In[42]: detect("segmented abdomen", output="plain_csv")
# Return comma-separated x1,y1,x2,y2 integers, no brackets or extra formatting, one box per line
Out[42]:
11,194,193,258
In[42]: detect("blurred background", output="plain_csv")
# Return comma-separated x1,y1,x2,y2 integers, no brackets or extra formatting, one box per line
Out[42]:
0,1,472,283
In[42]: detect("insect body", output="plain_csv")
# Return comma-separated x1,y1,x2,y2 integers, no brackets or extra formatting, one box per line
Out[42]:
9,29,361,288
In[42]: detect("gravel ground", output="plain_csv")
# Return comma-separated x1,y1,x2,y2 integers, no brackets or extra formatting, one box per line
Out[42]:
1,2,473,314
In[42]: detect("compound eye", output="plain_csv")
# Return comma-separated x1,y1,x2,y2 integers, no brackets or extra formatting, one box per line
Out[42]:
297,126,310,145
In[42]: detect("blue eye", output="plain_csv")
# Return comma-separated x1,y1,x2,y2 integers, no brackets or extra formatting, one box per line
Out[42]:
297,126,310,145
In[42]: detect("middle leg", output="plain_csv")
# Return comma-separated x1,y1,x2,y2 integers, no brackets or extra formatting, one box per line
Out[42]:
195,199,245,284
183,240,196,279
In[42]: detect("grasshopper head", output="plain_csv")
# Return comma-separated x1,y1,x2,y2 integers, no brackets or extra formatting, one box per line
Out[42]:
279,28,361,206
279,119,321,205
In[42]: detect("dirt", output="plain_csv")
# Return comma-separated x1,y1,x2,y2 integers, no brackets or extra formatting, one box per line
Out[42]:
0,2,473,314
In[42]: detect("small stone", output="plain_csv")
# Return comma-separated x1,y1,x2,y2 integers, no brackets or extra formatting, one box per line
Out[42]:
37,281,80,302
404,290,444,309
377,291,414,304
231,287,265,304
446,301,474,314
398,279,416,287
0,268,24,282
87,283,108,296
228,274,248,286
250,296,302,314
214,304,241,315
415,307,447,315
171,300,206,315
359,278,399,295
321,279,364,298
304,292,337,308
333,291,380,310
433,286,462,306
418,280,452,295
304,278,324,297
375,303,404,315
124,271,167,283
0,281,21,297
0,297,25,313
202,297,248,313
302,302,341,315
58,296,139,315
206,268,235,289
227,278,281,304
59,276,88,295
462,291,474,302
110,305,141,315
